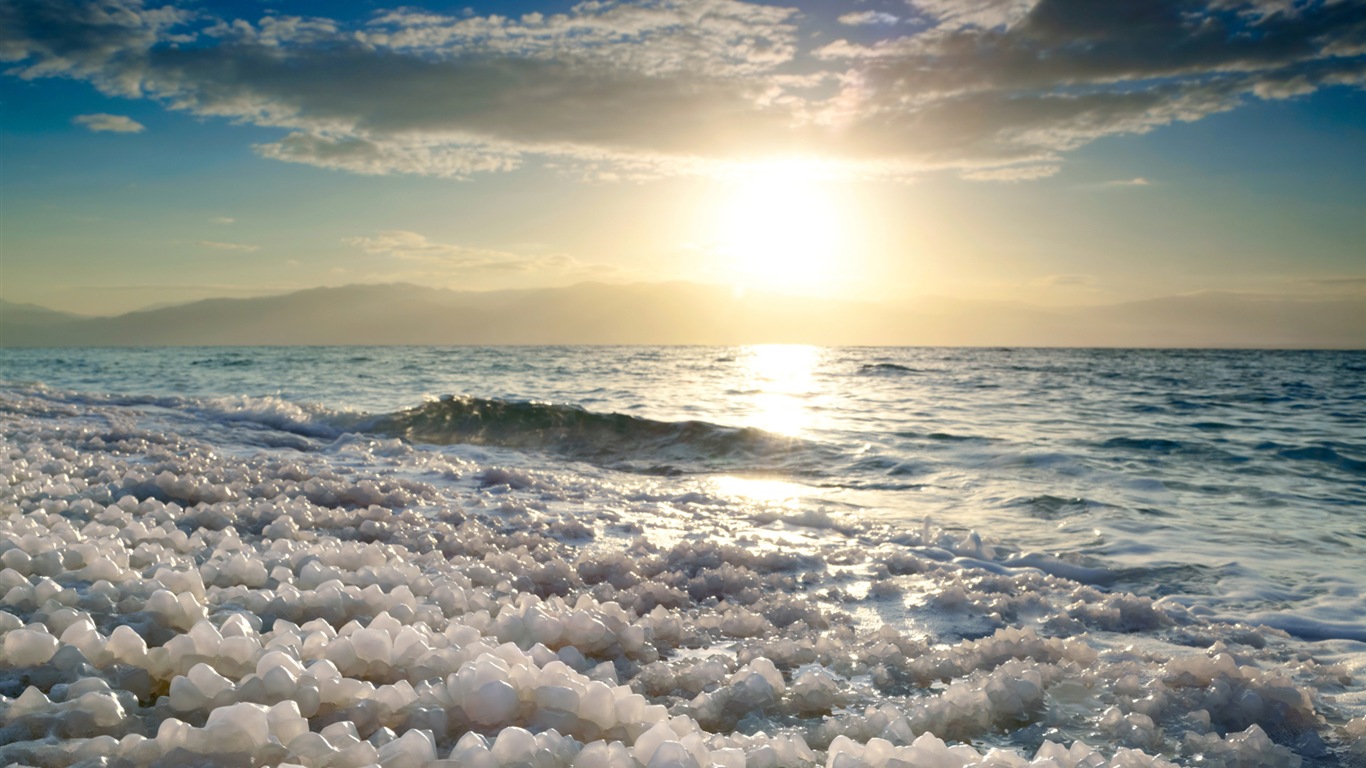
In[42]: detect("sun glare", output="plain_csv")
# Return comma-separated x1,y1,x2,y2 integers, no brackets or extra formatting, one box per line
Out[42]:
739,343,821,437
711,160,848,294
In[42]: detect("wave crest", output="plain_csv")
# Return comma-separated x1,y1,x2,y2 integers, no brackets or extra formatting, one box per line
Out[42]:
367,396,819,474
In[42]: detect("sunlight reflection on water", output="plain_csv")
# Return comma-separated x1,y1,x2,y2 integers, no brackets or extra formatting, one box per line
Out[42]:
737,343,822,437
710,475,807,505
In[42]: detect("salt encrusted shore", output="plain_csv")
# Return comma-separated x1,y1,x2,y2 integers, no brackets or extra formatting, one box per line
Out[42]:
1,389,1363,767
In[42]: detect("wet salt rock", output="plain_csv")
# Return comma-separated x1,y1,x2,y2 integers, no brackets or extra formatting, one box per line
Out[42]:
34,576,64,604
491,725,538,764
58,618,105,661
0,611,22,633
156,717,194,753
267,700,309,745
324,719,362,742
377,727,436,768
43,606,85,636
352,626,394,665
1344,716,1366,757
710,747,746,768
10,685,52,716
573,740,635,768
79,555,123,582
258,649,304,678
117,732,160,763
0,547,32,574
537,684,579,714
337,739,382,766
448,731,492,763
220,613,256,638
49,642,94,674
106,624,148,664
633,721,678,765
369,726,398,748
170,662,235,711
288,731,338,763
188,619,226,656
791,666,840,714
580,680,618,729
203,702,271,753
468,678,520,726
826,735,864,767
646,740,700,768
73,689,127,727
725,658,785,711
3,627,59,665
565,610,611,650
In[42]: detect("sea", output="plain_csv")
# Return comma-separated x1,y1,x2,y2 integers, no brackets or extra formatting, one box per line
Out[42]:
1,345,1364,766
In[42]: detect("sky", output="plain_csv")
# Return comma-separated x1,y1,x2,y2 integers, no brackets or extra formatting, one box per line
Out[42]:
1,0,1364,317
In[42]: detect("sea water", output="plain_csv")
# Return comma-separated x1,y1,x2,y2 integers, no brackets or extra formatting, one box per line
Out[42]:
0,345,1363,767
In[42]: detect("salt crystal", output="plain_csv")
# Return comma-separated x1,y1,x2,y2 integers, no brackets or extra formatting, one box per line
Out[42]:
352,626,394,665
491,725,537,764
3,627,59,665
646,740,700,768
377,728,436,768
204,702,272,752
467,678,520,725
633,721,676,765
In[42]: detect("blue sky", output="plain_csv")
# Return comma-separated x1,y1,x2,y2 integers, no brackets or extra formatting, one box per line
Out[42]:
1,0,1364,315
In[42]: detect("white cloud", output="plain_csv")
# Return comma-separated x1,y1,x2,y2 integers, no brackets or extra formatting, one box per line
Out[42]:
906,0,1039,31
210,216,235,224
838,11,898,26
344,231,582,273
1031,274,1099,288
198,241,260,252
961,164,1060,182
72,113,144,133
5,0,1364,183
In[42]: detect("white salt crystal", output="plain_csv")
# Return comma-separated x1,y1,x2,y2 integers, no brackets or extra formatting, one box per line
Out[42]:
267,700,308,745
490,725,537,764
646,740,700,768
204,702,272,752
288,731,337,762
320,720,361,745
74,689,126,727
580,680,617,729
3,627,59,665
10,685,51,715
467,678,519,726
257,649,305,678
187,662,234,700
710,747,746,768
633,721,676,765
156,717,192,752
377,728,436,768
352,626,394,665
537,684,578,714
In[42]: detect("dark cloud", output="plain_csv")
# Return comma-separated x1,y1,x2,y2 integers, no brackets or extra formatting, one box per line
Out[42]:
2,0,1363,180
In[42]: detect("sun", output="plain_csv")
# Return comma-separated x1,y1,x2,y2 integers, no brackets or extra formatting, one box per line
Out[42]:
710,159,848,294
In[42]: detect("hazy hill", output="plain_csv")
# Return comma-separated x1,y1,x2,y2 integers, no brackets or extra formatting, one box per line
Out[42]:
0,283,1361,348
0,298,87,325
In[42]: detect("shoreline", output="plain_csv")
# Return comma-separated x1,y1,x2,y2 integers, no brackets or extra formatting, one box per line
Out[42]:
1,384,1362,767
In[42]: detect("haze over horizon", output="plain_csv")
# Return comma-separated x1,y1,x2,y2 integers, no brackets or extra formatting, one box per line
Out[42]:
2,0,1365,345
3,280,1362,348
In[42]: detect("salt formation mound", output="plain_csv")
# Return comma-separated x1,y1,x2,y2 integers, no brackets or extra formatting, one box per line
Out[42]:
0,388,1361,767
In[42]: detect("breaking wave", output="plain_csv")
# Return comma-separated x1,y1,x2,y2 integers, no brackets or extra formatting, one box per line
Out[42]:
365,395,829,474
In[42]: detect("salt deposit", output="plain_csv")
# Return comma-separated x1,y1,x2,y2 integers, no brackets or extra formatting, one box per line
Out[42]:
0,383,1363,768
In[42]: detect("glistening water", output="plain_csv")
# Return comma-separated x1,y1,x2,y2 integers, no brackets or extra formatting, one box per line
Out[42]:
1,345,1363,766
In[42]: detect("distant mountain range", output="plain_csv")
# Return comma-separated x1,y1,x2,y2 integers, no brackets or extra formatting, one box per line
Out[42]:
1,283,1362,348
